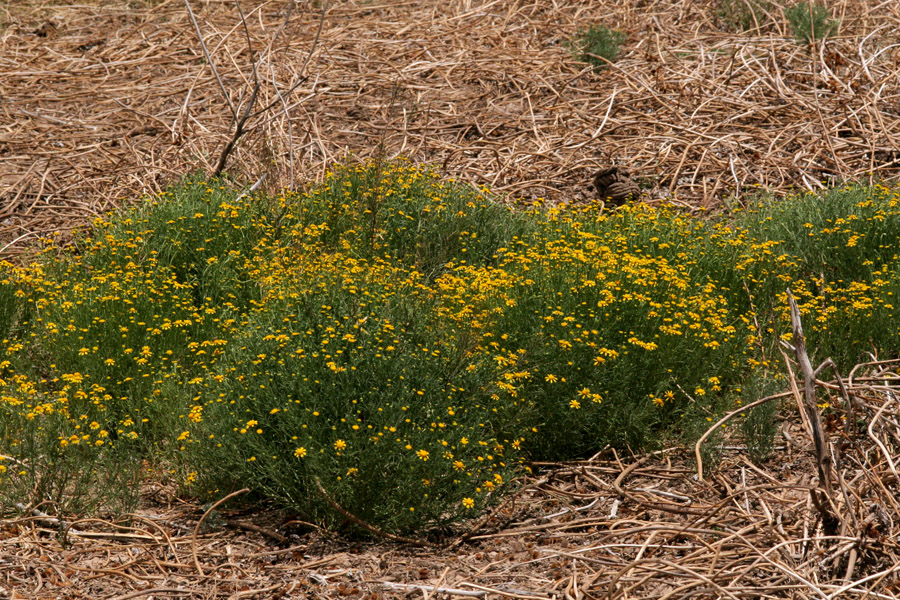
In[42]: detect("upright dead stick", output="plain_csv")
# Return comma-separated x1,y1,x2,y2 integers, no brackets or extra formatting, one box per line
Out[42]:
782,289,840,535
211,0,263,177
783,290,832,495
184,0,235,119
184,0,323,178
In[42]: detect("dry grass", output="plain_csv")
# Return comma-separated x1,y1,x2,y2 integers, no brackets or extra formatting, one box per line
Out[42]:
2,0,900,257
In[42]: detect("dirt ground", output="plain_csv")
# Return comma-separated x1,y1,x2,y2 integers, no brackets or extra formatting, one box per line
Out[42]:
3,1,900,598
2,0,900,257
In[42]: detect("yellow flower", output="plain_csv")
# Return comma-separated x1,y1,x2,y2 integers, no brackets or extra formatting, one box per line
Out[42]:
462,497,475,509
293,447,307,458
416,449,429,461
569,399,581,409
334,439,347,451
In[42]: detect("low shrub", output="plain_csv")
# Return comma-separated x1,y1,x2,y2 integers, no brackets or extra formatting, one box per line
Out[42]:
716,0,772,31
3,161,900,537
785,2,838,45
570,24,625,70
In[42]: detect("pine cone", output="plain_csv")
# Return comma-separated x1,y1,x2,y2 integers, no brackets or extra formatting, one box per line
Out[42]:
593,167,639,205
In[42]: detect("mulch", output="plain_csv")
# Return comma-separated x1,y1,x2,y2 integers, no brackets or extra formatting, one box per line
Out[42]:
2,0,900,258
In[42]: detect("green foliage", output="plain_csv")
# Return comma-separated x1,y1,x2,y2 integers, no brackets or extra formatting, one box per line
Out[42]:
570,24,625,69
737,373,781,463
716,0,772,31
730,185,900,368
0,265,24,340
0,404,141,516
3,161,900,536
281,160,533,281
785,2,838,44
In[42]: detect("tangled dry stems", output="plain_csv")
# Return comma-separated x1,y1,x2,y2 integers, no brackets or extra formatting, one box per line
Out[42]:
2,0,900,257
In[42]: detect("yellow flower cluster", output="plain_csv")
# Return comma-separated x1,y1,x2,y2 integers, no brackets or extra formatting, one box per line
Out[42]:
2,164,899,530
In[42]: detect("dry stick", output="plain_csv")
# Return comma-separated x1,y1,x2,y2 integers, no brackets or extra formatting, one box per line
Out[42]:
230,583,286,599
455,582,549,600
214,0,324,177
211,0,263,177
424,566,452,600
312,477,433,547
612,455,649,496
867,392,900,483
378,581,486,598
810,360,862,539
780,345,814,438
191,487,249,577
109,587,196,600
259,0,296,65
0,231,41,255
223,519,287,544
782,289,840,535
814,358,858,439
184,0,236,119
248,0,326,119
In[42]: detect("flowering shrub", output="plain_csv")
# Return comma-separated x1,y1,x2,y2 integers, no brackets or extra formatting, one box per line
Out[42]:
2,160,900,534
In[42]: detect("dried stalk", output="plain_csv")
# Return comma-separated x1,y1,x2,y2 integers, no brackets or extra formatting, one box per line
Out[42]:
781,289,839,535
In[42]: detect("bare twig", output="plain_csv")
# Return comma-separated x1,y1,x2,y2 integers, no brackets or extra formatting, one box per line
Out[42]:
694,391,793,481
191,487,249,577
782,289,839,534
184,0,236,119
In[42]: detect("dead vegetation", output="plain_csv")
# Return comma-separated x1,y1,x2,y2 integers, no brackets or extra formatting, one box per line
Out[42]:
2,0,900,257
